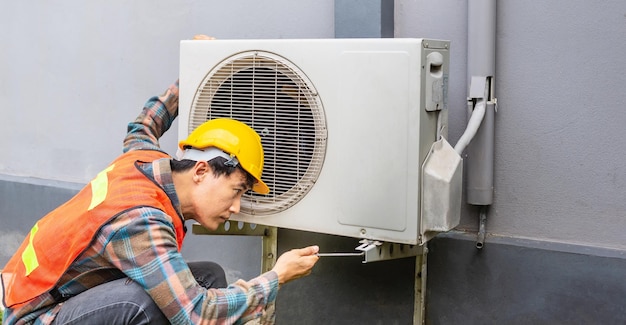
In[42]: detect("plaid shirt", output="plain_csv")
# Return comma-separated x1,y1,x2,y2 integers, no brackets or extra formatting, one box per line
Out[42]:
3,81,278,325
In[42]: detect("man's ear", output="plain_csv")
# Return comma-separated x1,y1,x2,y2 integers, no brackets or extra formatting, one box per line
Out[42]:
194,160,210,180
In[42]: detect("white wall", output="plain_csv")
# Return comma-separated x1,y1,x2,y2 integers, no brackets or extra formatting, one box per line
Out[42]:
0,0,334,183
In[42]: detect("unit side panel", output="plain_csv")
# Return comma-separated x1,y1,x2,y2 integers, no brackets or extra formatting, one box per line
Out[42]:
332,50,412,232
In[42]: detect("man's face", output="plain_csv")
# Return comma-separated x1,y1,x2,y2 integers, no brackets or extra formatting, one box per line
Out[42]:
189,167,250,231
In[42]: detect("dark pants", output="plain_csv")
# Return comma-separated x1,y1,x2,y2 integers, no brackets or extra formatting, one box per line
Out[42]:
51,261,227,325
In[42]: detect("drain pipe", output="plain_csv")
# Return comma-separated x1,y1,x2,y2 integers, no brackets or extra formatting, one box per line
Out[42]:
475,206,489,249
466,0,497,249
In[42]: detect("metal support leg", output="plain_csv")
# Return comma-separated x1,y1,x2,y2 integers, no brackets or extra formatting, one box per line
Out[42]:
413,244,428,325
261,226,277,273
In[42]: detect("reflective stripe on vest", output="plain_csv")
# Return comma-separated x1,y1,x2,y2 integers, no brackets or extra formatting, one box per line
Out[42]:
21,223,39,276
88,164,115,210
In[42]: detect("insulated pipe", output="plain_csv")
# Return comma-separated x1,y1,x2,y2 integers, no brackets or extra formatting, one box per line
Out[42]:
466,0,496,206
454,99,486,155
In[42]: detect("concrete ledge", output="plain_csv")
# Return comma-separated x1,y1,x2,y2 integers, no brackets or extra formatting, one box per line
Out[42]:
439,230,626,259
0,174,84,191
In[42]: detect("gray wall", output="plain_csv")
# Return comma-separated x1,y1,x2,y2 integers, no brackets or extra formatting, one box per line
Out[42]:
2,0,626,323
395,0,626,249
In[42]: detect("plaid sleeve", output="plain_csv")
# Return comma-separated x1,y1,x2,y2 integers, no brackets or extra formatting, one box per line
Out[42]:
123,81,179,153
204,274,279,324
102,207,279,324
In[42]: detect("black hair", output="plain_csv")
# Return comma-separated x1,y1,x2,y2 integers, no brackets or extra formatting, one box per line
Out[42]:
170,157,256,190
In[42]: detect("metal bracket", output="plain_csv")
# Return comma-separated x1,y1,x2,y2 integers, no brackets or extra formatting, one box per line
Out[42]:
359,239,425,264
469,75,488,100
315,239,425,264
356,239,382,252
468,75,497,112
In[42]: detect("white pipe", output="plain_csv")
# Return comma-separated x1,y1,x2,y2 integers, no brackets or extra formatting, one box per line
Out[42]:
454,99,486,155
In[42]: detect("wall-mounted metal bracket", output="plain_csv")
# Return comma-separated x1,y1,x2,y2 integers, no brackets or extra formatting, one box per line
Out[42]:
358,240,425,264
316,239,425,264
191,222,277,273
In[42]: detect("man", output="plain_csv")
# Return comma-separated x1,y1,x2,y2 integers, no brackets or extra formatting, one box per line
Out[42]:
1,55,319,323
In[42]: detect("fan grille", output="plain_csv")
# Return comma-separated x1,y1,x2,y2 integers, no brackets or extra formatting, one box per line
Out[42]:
189,51,327,215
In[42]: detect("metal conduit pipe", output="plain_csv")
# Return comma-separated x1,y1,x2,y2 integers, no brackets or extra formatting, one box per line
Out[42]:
466,0,497,248
476,206,488,249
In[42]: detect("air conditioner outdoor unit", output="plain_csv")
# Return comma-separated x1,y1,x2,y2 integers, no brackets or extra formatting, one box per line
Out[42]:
179,38,462,246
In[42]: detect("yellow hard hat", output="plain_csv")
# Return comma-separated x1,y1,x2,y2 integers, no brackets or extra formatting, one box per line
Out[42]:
179,118,270,194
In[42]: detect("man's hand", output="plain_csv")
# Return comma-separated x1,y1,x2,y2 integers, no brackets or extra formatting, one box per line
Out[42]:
193,34,215,40
271,246,320,285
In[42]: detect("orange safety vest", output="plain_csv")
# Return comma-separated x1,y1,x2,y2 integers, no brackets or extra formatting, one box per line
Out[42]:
1,150,185,309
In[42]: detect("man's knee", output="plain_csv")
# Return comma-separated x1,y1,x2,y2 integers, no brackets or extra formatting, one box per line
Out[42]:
53,278,168,325
187,261,227,288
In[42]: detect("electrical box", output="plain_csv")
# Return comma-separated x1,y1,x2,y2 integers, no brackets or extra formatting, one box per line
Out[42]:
179,38,461,245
